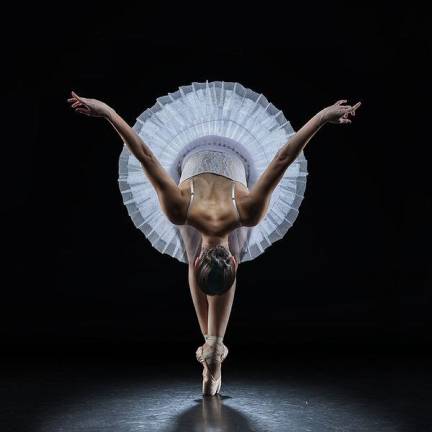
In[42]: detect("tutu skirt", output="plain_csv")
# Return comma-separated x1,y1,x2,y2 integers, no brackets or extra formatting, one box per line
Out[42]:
118,81,308,264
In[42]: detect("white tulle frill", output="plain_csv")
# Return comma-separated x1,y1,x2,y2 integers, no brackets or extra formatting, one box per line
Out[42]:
118,81,308,264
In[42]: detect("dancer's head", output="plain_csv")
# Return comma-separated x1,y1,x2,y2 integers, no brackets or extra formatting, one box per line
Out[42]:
194,245,237,296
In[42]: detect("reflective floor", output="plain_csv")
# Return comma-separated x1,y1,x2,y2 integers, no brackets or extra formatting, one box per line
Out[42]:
0,346,430,431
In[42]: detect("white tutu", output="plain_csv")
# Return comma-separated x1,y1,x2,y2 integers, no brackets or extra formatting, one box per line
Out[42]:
118,81,308,264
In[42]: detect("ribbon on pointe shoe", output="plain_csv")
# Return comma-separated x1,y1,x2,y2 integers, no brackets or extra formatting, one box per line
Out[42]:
196,341,228,364
204,336,228,362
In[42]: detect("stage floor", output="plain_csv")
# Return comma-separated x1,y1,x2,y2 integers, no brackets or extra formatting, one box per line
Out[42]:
0,345,430,432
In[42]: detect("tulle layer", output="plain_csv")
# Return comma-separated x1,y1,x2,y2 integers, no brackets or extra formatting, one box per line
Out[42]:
118,81,308,263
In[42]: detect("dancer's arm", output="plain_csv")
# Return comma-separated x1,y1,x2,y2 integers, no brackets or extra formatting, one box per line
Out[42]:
239,100,361,226
67,91,188,224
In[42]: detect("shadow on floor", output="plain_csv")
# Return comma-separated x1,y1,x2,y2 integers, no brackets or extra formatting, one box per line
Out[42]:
0,347,431,432
169,395,261,432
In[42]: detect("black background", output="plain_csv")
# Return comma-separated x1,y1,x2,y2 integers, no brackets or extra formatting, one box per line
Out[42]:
2,3,430,354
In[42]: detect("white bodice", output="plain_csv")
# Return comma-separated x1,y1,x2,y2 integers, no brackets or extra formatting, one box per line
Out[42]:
179,147,248,187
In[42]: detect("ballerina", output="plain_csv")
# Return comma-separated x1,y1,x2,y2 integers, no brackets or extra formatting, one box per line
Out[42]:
68,81,360,396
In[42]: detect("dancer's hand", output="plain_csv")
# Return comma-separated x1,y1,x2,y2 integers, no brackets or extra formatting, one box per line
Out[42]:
319,100,361,125
67,91,113,118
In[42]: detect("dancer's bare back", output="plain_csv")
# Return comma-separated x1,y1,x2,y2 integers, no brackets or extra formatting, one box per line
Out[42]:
178,173,250,237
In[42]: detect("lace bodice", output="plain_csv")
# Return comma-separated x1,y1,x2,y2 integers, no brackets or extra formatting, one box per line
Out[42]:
179,148,248,187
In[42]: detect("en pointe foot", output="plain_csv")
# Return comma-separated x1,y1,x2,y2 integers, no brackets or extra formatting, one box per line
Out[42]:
195,342,228,396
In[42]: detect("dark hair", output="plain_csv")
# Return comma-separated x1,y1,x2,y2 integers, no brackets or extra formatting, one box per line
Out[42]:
196,245,236,296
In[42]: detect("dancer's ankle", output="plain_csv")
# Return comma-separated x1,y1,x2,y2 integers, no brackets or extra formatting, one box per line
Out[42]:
206,335,224,346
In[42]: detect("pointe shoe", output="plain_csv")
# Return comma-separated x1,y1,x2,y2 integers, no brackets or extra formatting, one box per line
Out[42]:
196,343,229,364
196,342,228,396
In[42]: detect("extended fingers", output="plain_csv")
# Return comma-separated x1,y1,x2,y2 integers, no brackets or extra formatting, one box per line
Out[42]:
71,90,83,102
352,101,361,112
346,102,361,117
68,96,83,107
67,91,89,109
337,105,353,114
341,101,361,112
67,91,91,116
335,99,362,111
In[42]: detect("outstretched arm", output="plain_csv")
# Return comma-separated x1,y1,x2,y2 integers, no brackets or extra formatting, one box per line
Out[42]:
67,91,188,224
239,100,361,226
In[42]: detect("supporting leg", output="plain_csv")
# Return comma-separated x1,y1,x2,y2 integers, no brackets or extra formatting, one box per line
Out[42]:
178,225,208,337
207,279,237,338
201,279,237,383
188,263,209,336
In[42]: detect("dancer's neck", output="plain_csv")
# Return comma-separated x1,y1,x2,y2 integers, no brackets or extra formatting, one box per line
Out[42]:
201,234,229,250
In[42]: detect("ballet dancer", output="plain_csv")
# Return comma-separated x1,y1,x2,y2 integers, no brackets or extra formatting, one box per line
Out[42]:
68,81,360,395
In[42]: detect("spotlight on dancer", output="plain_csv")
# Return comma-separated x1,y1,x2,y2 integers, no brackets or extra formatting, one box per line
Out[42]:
67,82,361,396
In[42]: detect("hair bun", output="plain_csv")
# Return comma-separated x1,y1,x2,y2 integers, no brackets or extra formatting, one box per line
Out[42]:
223,258,232,268
196,245,237,296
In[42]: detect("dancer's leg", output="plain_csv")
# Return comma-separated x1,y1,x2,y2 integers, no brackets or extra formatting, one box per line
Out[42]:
207,279,237,338
179,226,208,337
188,263,209,336
202,279,237,382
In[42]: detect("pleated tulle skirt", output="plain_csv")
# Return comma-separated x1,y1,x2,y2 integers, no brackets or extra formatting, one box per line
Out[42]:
118,81,308,264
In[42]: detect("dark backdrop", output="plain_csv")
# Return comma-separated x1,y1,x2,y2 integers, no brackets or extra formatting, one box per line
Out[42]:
2,3,430,354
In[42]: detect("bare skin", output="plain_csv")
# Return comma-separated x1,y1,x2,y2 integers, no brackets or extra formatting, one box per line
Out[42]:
178,173,250,237
67,91,361,380
179,222,237,382
178,215,238,334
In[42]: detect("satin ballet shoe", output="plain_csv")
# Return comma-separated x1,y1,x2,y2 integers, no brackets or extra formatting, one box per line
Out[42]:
195,342,228,396
196,342,229,364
